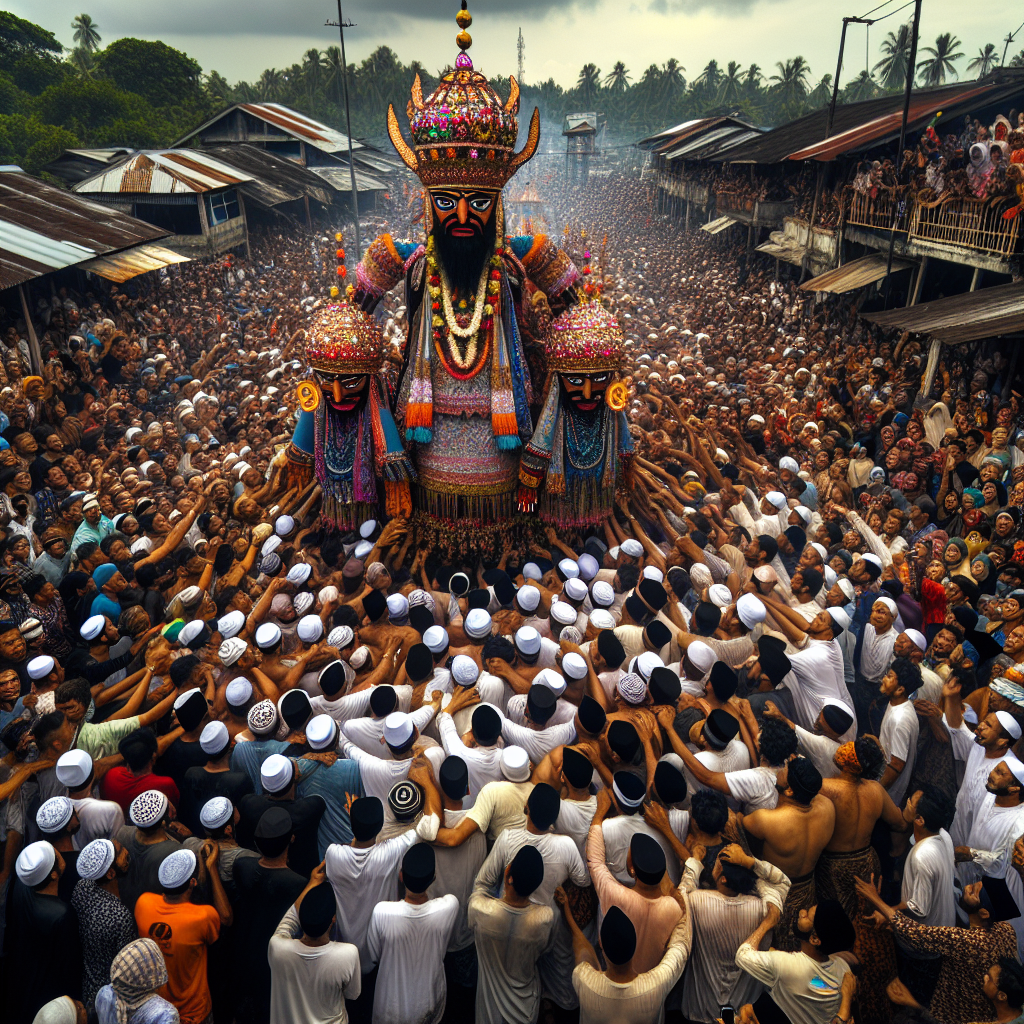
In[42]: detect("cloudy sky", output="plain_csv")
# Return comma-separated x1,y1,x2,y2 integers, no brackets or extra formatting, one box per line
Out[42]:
15,0,1018,91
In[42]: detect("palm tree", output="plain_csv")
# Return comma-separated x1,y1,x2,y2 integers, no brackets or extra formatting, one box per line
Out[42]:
576,63,601,109
844,69,879,102
604,61,631,93
807,73,833,108
695,59,722,91
769,56,811,116
967,43,998,78
917,33,964,86
71,13,100,51
718,61,743,106
874,24,913,90
661,58,686,101
1012,50,1024,68
302,48,326,112
257,68,284,102
70,45,96,78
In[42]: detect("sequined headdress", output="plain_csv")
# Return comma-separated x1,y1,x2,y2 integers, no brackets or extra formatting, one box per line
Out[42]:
304,303,385,375
387,2,540,191
545,303,624,374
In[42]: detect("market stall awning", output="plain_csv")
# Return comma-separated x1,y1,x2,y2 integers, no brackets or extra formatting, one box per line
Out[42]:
701,215,736,235
861,281,1024,345
800,253,916,294
78,244,190,283
755,239,807,266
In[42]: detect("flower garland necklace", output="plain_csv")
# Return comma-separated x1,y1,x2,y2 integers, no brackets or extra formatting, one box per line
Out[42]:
427,232,503,376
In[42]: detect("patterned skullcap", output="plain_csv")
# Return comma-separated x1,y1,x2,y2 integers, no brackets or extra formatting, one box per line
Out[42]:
36,796,74,833
200,796,234,831
388,779,423,821
991,677,1024,710
77,838,116,880
328,625,354,649
158,848,197,889
617,672,648,705
129,789,169,828
247,699,278,735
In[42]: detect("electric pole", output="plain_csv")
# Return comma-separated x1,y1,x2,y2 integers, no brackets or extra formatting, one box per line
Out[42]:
517,28,525,83
826,16,875,139
326,1,362,260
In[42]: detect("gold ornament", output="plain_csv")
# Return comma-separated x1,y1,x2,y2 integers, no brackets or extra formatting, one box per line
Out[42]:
605,380,628,412
297,380,321,412
456,8,472,28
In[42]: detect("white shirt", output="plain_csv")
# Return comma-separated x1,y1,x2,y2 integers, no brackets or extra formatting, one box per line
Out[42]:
735,946,850,1024
554,795,598,865
684,738,751,810
783,638,856,740
600,814,686,887
945,717,1001,847
726,766,780,812
902,831,955,927
473,826,589,909
427,807,488,952
310,688,373,730
437,713,503,797
793,726,840,779
340,702,436,759
879,700,919,807
500,717,577,765
365,895,460,1024
506,692,577,727
339,740,445,808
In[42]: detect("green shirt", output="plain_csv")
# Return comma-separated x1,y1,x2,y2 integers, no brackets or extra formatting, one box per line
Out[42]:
75,716,141,759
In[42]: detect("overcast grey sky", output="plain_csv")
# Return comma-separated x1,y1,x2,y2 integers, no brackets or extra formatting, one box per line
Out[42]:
14,0,1018,91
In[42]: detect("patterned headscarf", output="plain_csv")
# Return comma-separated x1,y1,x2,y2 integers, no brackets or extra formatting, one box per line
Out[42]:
109,938,169,1024
834,741,862,775
365,562,389,586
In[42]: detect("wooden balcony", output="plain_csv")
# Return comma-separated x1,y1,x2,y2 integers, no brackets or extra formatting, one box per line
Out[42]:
842,186,911,233
909,194,1020,258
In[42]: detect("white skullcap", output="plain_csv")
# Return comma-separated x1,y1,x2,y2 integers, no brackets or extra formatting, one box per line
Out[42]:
589,609,616,629
261,536,282,558
297,614,323,643
1004,753,1024,785
873,595,898,617
862,553,883,567
423,626,449,654
130,790,169,828
903,629,928,652
635,651,665,681
36,796,74,834
766,491,787,510
577,553,600,581
173,687,202,715
753,565,778,584
178,619,207,647
319,586,340,604
130,536,153,555
590,581,615,608
550,601,577,626
736,593,766,629
558,558,580,579
77,838,116,881
16,841,56,887
515,626,542,656
811,543,828,562
383,712,414,748
80,615,105,641
823,566,838,589
218,610,245,639
608,546,620,560
353,540,373,560
287,563,312,585
838,578,855,602
686,640,716,674
708,584,732,608
386,593,409,620
464,608,492,639
561,652,588,680
349,646,370,669
306,714,338,751
517,585,541,612
522,562,543,581
500,745,531,782
177,586,202,609
534,668,567,697
201,796,234,831
779,456,800,474
359,519,377,539
56,750,92,788
451,655,480,686
564,578,588,602
828,607,852,629
225,677,253,707
329,625,354,649
293,592,314,617
275,514,295,536
997,711,1023,741
793,506,812,524
620,538,644,558
158,848,197,889
27,655,55,680
256,622,282,649
642,566,665,583
261,754,294,793
200,720,230,755
125,427,142,442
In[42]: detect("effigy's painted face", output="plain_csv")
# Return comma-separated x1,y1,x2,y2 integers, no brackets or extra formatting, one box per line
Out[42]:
560,371,611,413
314,370,369,413
429,188,497,239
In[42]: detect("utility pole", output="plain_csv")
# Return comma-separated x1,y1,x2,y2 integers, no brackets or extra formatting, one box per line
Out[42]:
826,16,875,139
326,1,361,260
1002,20,1024,67
517,28,525,83
882,0,922,308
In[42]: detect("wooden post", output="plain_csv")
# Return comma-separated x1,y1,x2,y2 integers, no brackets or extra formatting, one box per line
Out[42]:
196,194,211,253
922,336,942,396
17,283,42,374
237,191,252,262
969,266,982,292
906,255,928,307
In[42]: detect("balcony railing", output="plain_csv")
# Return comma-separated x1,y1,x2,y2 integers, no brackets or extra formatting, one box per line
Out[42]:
656,173,709,205
842,186,911,233
909,194,1020,258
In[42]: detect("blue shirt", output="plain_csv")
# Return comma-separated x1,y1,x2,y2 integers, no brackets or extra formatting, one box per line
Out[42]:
90,593,121,622
230,737,290,794
296,757,363,857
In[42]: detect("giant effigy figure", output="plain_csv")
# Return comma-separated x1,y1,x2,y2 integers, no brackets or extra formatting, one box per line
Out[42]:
349,1,581,547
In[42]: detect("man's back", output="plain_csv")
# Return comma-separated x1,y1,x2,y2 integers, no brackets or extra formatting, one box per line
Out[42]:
744,795,835,879
237,792,326,876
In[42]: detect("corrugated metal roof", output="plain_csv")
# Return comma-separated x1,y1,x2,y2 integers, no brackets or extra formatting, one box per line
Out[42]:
641,117,762,154
701,215,737,234
663,125,759,161
201,145,332,207
0,170,168,290
638,119,703,146
800,253,916,293
78,244,190,282
75,151,254,196
861,281,1024,343
755,237,807,265
308,166,389,193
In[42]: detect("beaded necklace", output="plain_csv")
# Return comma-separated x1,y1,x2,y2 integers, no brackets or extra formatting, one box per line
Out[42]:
564,403,607,472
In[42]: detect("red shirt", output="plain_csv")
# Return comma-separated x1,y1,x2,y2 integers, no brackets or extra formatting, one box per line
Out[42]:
101,767,180,815
920,577,947,627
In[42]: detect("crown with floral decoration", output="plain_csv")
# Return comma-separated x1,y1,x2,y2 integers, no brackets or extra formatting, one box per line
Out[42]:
305,303,384,375
546,303,624,374
386,2,540,191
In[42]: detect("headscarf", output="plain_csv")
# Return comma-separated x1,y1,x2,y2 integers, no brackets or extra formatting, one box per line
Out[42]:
109,938,168,1024
971,553,994,588
967,143,994,197
928,529,949,562
924,401,953,449
834,741,862,775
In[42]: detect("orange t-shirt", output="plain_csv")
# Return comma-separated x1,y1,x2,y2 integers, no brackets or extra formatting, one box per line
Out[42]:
135,894,220,1024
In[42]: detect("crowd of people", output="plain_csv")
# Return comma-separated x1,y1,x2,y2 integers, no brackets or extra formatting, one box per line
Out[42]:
1,159,1023,1024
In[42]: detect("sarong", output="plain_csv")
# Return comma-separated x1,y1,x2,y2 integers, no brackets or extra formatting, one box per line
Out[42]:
776,871,815,951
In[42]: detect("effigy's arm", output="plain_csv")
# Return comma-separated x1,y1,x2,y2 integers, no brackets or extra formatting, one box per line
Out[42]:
351,234,424,312
508,235,581,305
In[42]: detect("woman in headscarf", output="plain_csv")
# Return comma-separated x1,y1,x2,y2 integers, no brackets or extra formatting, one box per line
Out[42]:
942,536,971,577
971,552,995,592
967,142,995,197
847,444,876,492
981,479,1008,519
95,938,178,1024
923,398,954,449
937,490,965,539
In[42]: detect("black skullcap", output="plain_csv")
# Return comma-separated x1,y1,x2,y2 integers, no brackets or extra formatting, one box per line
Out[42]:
409,605,434,636
527,683,557,724
690,530,708,550
401,842,435,893
784,525,807,556
508,844,544,898
630,832,666,885
757,636,792,687
280,689,311,730
597,629,625,668
369,685,398,718
175,690,208,732
644,619,672,650
527,782,560,831
880,579,904,599
721,463,739,480
822,703,853,735
492,573,516,607
319,660,347,697
638,578,667,611
608,719,640,761
981,874,1021,922
653,760,688,804
577,695,607,735
704,708,739,750
350,796,384,841
694,602,721,635
787,756,823,805
624,594,647,623
561,746,594,789
388,780,423,822
255,806,293,839
449,572,471,596
439,755,469,800
811,899,856,955
648,666,681,706
861,559,883,582
472,704,502,745
467,588,490,610
951,574,980,603
801,567,824,599
405,643,434,682
709,661,738,702
362,588,387,622
600,905,637,965
298,882,336,936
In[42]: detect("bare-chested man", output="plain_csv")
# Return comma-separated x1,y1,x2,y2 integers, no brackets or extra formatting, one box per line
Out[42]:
742,755,835,950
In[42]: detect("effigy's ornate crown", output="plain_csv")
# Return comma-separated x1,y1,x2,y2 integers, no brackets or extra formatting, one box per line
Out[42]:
387,1,540,191
545,303,624,374
305,303,384,375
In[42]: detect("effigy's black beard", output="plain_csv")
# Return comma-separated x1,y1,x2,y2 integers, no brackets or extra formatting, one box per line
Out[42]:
433,217,496,297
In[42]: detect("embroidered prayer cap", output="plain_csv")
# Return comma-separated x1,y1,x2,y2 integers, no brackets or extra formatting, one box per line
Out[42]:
158,849,196,889
305,302,386,374
130,789,169,828
247,699,278,735
620,538,644,559
200,796,233,831
546,302,624,374
77,838,116,881
589,609,615,629
36,796,74,834
617,672,648,705
388,779,423,822
451,654,480,686
590,581,615,607
464,608,492,639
